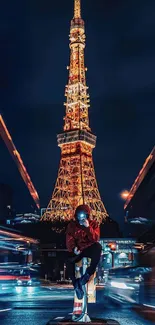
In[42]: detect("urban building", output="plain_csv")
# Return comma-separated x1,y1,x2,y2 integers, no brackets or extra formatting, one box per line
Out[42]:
39,237,138,282
6,213,41,225
123,146,155,273
0,225,39,265
99,238,137,270
100,217,122,238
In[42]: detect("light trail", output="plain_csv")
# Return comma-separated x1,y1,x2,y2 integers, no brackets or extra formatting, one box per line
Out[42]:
0,114,40,209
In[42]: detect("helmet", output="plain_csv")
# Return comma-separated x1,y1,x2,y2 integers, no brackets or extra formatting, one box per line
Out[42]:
75,204,90,221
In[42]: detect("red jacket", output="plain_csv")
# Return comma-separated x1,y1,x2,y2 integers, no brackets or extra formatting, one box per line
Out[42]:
66,219,100,253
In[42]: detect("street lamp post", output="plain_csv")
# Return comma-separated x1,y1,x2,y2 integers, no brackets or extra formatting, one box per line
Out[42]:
63,263,66,281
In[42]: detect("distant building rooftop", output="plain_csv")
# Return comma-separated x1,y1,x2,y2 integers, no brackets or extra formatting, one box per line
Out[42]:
7,213,40,225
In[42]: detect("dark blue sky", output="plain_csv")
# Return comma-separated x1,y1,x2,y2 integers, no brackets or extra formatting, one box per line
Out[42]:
1,0,155,229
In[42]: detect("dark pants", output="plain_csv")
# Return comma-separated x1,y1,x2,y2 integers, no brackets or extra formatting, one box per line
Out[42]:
67,242,102,284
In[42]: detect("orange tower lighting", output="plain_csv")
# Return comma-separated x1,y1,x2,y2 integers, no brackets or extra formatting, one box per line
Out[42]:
0,114,40,209
41,0,108,223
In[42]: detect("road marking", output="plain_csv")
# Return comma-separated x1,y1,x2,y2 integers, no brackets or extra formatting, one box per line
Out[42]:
0,308,12,313
54,317,65,320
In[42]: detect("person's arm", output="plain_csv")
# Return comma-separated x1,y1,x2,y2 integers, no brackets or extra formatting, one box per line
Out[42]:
66,223,76,252
84,220,100,242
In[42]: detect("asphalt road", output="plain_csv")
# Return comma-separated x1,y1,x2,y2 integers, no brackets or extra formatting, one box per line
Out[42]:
0,286,153,325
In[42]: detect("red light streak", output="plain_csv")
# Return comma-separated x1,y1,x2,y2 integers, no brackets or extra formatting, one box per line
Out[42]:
0,115,40,209
124,146,155,209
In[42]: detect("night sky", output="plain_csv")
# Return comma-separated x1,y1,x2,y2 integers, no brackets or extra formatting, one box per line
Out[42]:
1,0,155,231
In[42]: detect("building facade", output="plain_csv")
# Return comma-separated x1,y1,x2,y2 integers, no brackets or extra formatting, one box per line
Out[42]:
99,238,137,268
40,237,138,282
0,226,39,265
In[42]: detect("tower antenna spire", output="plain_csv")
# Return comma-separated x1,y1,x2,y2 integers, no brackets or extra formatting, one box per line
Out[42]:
74,0,81,18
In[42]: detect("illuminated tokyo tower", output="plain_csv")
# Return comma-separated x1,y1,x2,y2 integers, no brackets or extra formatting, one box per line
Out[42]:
41,0,108,224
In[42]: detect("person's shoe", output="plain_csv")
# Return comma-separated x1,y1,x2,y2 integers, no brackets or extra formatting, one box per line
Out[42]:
74,278,84,300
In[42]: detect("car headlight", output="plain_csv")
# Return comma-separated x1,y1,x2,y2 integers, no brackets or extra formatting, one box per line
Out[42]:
17,280,22,285
28,280,32,285
110,281,134,290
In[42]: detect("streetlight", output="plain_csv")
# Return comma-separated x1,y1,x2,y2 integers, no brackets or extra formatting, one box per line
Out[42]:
64,263,66,281
120,190,129,200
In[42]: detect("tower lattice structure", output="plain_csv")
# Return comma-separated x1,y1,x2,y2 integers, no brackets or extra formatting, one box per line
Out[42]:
41,0,108,224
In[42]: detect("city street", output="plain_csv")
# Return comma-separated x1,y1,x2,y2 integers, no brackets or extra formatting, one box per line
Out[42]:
0,286,153,325
1,0,155,324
